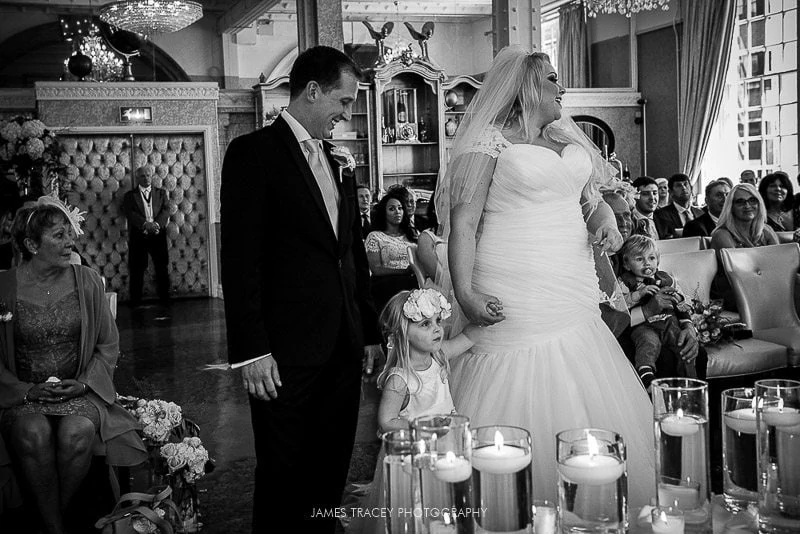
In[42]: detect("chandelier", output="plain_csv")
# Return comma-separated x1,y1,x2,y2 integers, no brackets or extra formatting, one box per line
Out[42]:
81,33,125,81
584,0,670,17
99,0,203,35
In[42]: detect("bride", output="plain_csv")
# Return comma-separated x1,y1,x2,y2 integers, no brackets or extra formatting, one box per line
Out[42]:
436,47,657,508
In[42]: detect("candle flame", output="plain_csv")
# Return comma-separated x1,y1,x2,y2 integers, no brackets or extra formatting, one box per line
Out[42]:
445,450,456,464
494,430,504,451
658,510,668,524
676,408,684,418
586,431,599,459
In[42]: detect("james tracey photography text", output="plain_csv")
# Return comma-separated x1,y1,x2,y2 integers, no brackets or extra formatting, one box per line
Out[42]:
309,507,488,519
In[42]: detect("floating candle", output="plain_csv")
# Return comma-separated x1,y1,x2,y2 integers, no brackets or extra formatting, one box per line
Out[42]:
724,408,757,434
433,451,472,483
472,430,531,474
763,406,800,434
660,409,701,437
651,508,685,534
558,454,624,486
658,480,700,510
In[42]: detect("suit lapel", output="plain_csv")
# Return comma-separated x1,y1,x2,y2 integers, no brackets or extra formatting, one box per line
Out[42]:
272,117,337,241
322,141,351,246
134,188,146,215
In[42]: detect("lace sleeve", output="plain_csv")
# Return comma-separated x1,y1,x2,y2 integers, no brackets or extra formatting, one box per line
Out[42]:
465,128,511,159
364,232,382,253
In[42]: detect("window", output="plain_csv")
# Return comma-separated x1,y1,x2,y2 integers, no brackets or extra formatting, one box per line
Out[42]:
752,51,765,75
751,0,765,16
749,140,762,159
752,19,765,46
747,81,762,106
541,14,559,73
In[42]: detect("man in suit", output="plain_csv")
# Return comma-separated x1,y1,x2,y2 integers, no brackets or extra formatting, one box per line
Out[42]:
357,184,372,239
220,46,382,533
122,166,170,304
654,173,704,239
631,176,660,241
683,179,731,237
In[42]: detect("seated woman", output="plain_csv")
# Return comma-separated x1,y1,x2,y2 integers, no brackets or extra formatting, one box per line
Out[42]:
759,171,796,232
710,183,779,310
0,197,146,534
365,190,419,311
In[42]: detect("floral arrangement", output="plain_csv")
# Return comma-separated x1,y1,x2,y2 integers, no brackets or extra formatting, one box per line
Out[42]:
129,398,183,444
0,116,66,198
161,437,211,483
403,288,452,322
690,299,730,346
0,301,12,322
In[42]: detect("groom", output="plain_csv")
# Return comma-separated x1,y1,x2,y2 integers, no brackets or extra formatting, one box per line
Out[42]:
220,46,382,533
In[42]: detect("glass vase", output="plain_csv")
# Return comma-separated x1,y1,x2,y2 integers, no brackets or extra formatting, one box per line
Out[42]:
169,474,201,533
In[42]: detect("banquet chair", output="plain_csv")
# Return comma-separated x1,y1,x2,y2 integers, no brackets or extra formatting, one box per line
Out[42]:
407,246,427,288
776,231,795,244
660,249,787,378
720,243,800,368
656,236,705,255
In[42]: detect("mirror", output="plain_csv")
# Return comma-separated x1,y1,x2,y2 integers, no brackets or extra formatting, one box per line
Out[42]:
573,115,615,155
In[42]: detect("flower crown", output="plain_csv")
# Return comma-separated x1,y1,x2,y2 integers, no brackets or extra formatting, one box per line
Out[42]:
402,288,452,322
26,195,86,236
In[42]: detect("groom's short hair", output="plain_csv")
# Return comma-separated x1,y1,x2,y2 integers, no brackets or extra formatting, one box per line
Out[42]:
289,46,362,99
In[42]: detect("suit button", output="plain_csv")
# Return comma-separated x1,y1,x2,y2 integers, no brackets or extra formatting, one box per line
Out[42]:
338,259,343,269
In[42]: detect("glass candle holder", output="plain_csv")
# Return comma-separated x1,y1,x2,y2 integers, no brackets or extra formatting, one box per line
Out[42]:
382,429,415,534
532,500,557,534
651,505,685,534
411,414,474,533
755,379,800,534
721,387,758,512
471,425,533,533
556,428,627,534
652,378,711,532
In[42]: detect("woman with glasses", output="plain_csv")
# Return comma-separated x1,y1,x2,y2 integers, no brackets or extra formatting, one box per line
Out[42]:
710,183,779,309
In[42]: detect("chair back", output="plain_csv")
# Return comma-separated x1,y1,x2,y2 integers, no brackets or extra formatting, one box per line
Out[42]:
720,243,800,331
659,249,717,303
776,231,795,244
656,236,705,255
407,246,427,288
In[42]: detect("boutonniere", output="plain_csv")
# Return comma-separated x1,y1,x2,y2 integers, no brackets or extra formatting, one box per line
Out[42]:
330,145,356,173
0,301,12,322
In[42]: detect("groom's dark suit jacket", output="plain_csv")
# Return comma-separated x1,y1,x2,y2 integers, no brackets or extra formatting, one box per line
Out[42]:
221,115,379,366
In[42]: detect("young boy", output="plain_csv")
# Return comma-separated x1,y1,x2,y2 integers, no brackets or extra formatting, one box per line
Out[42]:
617,235,695,389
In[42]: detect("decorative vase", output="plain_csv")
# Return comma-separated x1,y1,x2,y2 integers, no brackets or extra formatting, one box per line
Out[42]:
445,117,458,137
169,475,201,533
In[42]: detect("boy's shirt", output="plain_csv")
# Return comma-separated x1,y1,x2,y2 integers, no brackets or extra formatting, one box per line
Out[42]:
617,270,693,324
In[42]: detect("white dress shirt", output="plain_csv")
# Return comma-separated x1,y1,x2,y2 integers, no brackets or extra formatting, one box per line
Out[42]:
139,186,153,222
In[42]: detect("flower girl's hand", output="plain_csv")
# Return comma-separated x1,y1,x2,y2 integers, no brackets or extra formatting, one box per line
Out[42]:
459,292,505,326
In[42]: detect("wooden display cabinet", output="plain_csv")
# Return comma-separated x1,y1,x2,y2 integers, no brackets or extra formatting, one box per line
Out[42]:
373,59,446,196
442,74,482,163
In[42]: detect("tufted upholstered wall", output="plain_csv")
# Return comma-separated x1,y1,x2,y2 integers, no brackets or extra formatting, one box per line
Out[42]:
60,133,209,301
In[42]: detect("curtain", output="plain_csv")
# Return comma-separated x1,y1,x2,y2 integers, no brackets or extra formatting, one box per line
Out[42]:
558,2,589,88
677,0,737,184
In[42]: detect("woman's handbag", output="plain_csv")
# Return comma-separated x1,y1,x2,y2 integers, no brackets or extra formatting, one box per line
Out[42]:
95,485,178,534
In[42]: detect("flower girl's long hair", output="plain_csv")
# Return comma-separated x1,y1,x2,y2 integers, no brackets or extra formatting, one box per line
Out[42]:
377,291,449,395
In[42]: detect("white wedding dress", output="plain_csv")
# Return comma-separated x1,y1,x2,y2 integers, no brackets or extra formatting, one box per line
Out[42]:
449,133,656,509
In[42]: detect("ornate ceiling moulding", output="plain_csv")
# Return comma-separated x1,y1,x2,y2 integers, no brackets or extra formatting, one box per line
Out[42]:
34,82,220,101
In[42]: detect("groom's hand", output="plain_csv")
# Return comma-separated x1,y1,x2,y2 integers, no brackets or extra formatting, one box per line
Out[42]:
241,356,282,401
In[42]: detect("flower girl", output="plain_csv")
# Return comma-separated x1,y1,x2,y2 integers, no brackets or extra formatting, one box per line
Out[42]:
348,288,480,533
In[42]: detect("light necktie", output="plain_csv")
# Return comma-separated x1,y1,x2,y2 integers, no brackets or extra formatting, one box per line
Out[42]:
303,139,339,237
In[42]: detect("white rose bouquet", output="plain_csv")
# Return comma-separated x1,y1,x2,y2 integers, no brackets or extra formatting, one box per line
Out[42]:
131,399,184,444
160,437,211,483
0,116,66,198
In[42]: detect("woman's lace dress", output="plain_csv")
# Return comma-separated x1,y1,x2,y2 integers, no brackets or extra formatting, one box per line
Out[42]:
1,291,99,431
449,130,655,508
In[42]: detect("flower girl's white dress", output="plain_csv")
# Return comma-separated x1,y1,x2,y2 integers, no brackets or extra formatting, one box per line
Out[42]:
449,131,656,508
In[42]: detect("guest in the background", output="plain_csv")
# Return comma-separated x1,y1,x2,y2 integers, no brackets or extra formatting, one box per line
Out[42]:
740,169,758,186
710,183,779,309
655,177,670,208
0,205,18,270
416,198,442,284
631,177,660,240
357,185,372,240
683,179,731,237
0,198,146,534
122,167,170,306
387,185,419,229
718,177,734,189
365,190,418,311
654,174,704,239
759,172,795,232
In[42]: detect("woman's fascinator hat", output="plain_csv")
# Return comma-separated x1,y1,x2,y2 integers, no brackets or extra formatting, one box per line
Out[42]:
26,195,86,236
403,288,452,322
